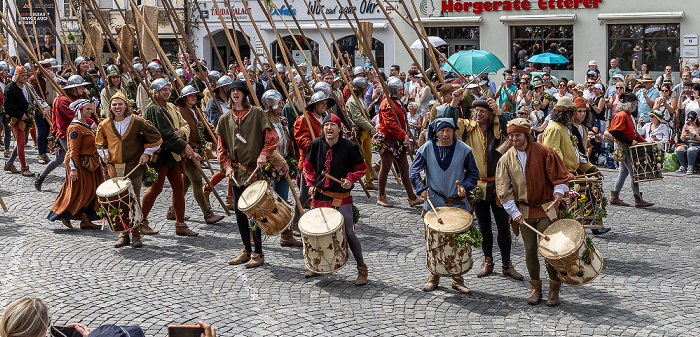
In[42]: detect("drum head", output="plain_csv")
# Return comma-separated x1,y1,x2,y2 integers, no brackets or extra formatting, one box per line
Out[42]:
96,177,132,198
298,207,343,236
424,207,473,234
539,219,584,258
238,180,268,210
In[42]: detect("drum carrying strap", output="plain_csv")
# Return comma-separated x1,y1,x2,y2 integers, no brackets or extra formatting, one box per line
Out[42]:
317,188,350,207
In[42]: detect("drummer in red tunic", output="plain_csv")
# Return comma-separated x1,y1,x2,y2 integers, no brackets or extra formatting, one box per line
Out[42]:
303,113,368,285
495,118,572,306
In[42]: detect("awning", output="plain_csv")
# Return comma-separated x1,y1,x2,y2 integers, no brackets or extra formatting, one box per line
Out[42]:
259,23,388,30
597,12,684,21
414,16,482,26
499,14,576,23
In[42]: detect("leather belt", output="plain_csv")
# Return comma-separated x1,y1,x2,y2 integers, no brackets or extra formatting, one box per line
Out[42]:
479,177,495,182
433,190,465,206
317,188,350,207
232,162,256,173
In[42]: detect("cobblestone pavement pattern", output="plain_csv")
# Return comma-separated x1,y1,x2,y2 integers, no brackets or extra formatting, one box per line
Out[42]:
0,148,698,336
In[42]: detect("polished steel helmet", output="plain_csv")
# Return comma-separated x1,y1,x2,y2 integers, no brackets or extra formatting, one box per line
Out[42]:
353,66,365,76
275,63,284,73
215,75,233,90
47,58,61,68
236,72,245,81
133,63,144,73
146,61,162,76
175,85,201,104
313,81,332,97
246,65,257,73
63,75,90,89
0,61,9,71
207,70,222,84
107,65,120,77
74,56,86,68
149,78,170,91
352,77,369,91
386,76,403,98
24,63,32,70
306,91,336,112
175,68,186,78
261,90,283,111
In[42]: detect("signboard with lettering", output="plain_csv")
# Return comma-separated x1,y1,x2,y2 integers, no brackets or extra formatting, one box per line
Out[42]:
684,34,698,46
440,0,603,14
202,0,385,22
15,0,56,58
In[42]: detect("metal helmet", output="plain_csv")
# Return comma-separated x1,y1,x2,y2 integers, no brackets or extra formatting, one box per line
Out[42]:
47,58,60,68
246,65,257,73
353,66,365,76
149,78,170,91
175,85,201,104
275,63,284,73
107,65,120,77
74,56,86,68
386,76,403,98
313,81,332,97
0,61,9,72
306,91,336,112
24,63,32,70
175,68,186,78
133,63,144,73
236,72,245,81
146,61,162,76
352,77,369,91
207,70,222,84
63,75,90,89
215,75,233,90
261,90,283,111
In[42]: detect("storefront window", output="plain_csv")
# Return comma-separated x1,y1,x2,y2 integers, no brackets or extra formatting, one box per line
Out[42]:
270,35,320,67
335,35,384,68
425,27,480,69
510,25,573,70
608,24,680,72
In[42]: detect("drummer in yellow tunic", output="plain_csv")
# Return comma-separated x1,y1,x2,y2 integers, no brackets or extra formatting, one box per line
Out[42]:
495,118,573,306
95,92,163,248
541,97,598,175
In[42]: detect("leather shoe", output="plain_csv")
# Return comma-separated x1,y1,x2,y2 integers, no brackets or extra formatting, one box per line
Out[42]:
21,169,35,177
451,276,471,294
502,265,524,281
408,197,424,207
591,227,611,235
244,253,264,268
305,270,319,278
364,182,378,190
4,164,19,173
34,175,45,191
114,234,130,248
476,258,494,278
377,195,393,207
139,221,159,235
228,249,250,265
131,233,143,248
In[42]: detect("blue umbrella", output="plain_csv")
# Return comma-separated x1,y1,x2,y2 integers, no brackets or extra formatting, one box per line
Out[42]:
440,50,505,75
527,53,569,65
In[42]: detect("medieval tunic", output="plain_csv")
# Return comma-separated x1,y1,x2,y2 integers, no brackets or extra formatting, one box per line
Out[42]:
303,137,366,208
459,108,507,201
95,115,162,179
293,111,323,166
48,121,104,221
378,97,407,142
542,120,596,174
409,139,479,211
143,102,190,166
495,141,572,220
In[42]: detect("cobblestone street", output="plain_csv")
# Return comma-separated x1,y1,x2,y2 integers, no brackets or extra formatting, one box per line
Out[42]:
0,150,698,336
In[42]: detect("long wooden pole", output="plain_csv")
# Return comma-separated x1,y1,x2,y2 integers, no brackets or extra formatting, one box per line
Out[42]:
399,0,444,83
65,0,109,82
36,0,75,73
196,161,231,217
27,0,41,57
279,0,320,67
267,3,319,82
189,0,226,73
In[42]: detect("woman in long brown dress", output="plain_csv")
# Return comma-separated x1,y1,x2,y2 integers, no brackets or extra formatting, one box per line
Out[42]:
47,99,104,229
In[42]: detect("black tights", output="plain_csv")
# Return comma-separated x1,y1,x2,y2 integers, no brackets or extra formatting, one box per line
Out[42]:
232,185,263,255
474,200,512,268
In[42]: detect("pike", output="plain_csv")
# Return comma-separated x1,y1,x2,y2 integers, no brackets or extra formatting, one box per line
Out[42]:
188,0,227,74
279,0,321,68
64,0,109,85
266,2,319,82
109,0,149,66
399,0,444,83
36,0,76,73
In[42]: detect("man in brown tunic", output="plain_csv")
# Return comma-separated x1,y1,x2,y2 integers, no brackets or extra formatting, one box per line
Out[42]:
496,118,572,307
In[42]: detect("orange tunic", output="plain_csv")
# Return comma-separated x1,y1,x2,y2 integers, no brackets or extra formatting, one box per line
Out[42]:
48,122,105,222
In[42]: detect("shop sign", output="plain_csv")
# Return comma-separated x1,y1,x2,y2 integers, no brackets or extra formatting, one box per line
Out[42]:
203,0,385,22
684,34,698,46
441,0,602,14
15,0,55,41
683,47,698,58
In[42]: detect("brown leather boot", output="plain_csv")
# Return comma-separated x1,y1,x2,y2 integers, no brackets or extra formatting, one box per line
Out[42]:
355,266,368,286
634,194,654,208
609,190,630,206
451,275,471,294
225,195,235,210
422,274,440,292
377,195,393,207
60,219,73,229
204,208,224,224
139,220,159,235
3,164,19,173
527,280,543,305
79,213,100,230
280,229,303,247
167,207,190,221
203,189,212,209
502,262,524,281
476,257,494,278
408,197,424,207
175,222,199,236
114,233,130,248
244,253,264,268
546,280,562,306
228,249,250,265
131,231,143,248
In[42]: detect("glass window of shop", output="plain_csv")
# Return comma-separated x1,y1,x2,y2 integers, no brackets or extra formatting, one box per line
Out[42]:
271,35,320,67
335,35,384,68
511,25,573,71
425,27,479,70
608,24,680,72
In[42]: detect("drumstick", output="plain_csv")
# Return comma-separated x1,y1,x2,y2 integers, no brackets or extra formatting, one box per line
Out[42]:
124,163,144,180
321,170,344,184
195,160,232,217
244,166,260,185
520,220,550,241
285,173,304,216
425,195,443,224
0,195,7,213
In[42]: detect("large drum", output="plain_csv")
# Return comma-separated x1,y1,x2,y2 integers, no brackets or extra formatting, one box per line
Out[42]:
424,207,474,277
565,177,604,228
96,177,142,232
298,207,348,274
538,219,604,286
629,143,663,183
238,180,294,236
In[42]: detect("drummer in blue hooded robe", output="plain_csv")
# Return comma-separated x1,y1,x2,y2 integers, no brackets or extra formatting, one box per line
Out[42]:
409,117,480,294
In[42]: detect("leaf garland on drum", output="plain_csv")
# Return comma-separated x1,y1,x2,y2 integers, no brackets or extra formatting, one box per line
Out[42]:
454,226,483,248
352,205,360,224
25,103,37,129
371,132,405,157
143,167,158,187
128,99,139,115
195,122,207,158
581,237,595,264
650,145,664,170
248,216,258,231
97,206,119,224
468,186,484,203
260,157,299,182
